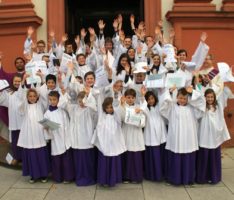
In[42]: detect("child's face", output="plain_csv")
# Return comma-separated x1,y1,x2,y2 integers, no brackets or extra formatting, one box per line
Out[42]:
114,81,123,92
147,95,156,107
127,49,135,59
178,52,187,62
153,55,160,66
46,80,56,90
85,75,95,87
206,93,215,105
135,73,146,83
105,104,114,114
78,98,85,108
77,55,86,66
125,95,135,106
27,91,38,104
49,96,59,107
13,77,22,89
177,94,188,106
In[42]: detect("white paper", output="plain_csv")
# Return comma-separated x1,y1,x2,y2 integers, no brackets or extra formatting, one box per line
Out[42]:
5,153,13,165
163,44,177,63
25,61,48,84
0,80,9,90
60,53,73,73
125,107,145,127
165,73,186,88
218,62,234,82
107,51,115,69
38,118,60,131
32,53,45,61
95,66,109,88
134,62,147,73
144,74,164,88
182,62,196,71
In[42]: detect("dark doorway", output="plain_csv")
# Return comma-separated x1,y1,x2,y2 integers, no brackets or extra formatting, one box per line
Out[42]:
65,0,144,39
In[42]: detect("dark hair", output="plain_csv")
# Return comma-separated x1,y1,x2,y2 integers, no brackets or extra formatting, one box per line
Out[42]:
76,53,86,60
27,88,38,98
105,37,113,45
116,53,131,75
102,97,113,113
191,74,204,89
48,91,60,99
46,74,56,84
124,88,136,97
177,49,187,57
13,74,23,81
37,40,46,46
145,91,158,109
124,35,132,40
14,57,25,65
64,40,73,47
84,71,95,81
204,88,217,110
177,87,189,97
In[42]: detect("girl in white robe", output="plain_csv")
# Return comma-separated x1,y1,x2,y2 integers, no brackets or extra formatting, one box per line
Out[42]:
61,90,98,186
43,91,74,183
120,88,147,183
92,97,126,187
143,91,167,181
17,87,50,183
0,75,24,164
196,88,230,184
159,87,205,185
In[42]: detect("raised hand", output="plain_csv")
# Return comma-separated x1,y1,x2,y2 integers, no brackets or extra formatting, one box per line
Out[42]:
75,35,80,46
80,28,87,39
119,30,125,41
27,26,34,37
140,85,147,97
158,20,163,28
186,85,193,94
169,85,177,93
138,21,145,32
113,19,118,31
117,14,123,24
135,107,141,114
169,28,175,39
98,20,106,30
49,30,55,38
130,14,135,24
67,61,74,71
200,32,208,43
61,34,68,43
120,96,126,105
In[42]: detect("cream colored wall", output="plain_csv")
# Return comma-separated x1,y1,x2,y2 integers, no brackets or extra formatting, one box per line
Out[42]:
161,0,223,38
32,0,47,48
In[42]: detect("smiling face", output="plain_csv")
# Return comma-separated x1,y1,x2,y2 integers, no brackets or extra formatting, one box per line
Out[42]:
27,91,38,104
147,95,156,107
15,58,25,72
85,74,95,87
105,104,114,114
125,95,135,106
46,79,56,90
13,76,22,89
177,94,188,106
206,93,215,105
49,96,59,107
152,55,161,66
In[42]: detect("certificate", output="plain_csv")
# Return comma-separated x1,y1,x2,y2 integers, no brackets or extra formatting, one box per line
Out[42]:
163,44,177,63
125,107,145,127
165,73,186,88
0,80,9,90
38,118,60,131
95,66,109,88
145,74,164,88
60,53,73,73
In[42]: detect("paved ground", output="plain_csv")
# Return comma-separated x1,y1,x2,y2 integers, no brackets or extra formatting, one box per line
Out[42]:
0,148,234,200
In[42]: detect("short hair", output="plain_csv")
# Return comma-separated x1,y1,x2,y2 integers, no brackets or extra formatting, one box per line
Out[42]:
124,36,132,40
76,53,86,60
177,87,189,97
177,49,187,57
12,74,23,81
124,88,136,98
42,55,49,60
48,91,60,99
46,74,56,84
14,57,25,65
105,37,113,45
65,40,73,47
77,91,86,100
37,40,46,46
102,97,113,112
84,71,95,81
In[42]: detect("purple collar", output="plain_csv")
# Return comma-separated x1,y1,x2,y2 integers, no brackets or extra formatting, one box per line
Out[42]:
49,105,58,111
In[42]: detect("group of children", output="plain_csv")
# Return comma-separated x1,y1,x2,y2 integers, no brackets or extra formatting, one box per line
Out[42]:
0,14,233,187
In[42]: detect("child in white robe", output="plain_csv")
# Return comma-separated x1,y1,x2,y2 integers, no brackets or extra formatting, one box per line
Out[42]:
92,97,126,187
120,88,147,183
61,90,98,186
143,91,167,181
0,74,24,164
17,87,50,183
196,88,230,184
159,87,205,185
44,91,74,183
